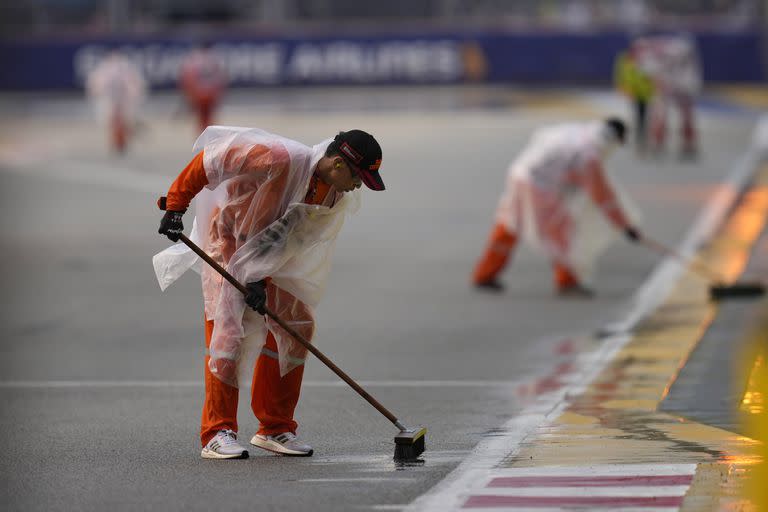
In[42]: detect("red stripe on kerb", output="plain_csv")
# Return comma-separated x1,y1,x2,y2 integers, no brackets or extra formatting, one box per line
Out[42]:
487,474,693,487
463,495,685,508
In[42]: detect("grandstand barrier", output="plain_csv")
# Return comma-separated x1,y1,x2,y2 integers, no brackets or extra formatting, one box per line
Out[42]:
0,31,763,90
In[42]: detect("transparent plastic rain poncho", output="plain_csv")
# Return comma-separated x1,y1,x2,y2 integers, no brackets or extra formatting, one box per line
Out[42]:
85,54,147,126
495,122,640,283
153,127,360,386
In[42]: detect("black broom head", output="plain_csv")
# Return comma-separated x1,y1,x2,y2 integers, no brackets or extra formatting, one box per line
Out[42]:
394,427,426,461
709,282,766,301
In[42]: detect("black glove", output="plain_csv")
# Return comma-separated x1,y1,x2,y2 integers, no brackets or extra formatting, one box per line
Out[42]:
158,210,185,242
624,226,641,243
244,280,267,314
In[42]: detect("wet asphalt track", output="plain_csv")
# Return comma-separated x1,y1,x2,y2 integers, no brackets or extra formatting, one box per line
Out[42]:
0,86,759,511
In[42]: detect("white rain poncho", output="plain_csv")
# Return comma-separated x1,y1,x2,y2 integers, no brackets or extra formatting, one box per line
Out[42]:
495,122,640,283
85,53,147,127
633,36,701,96
153,127,360,386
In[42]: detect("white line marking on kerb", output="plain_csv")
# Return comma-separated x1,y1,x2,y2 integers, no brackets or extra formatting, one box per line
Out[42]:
405,144,762,511
468,486,690,497
471,464,697,477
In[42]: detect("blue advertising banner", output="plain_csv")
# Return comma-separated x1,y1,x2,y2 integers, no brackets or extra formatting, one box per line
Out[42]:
0,31,764,90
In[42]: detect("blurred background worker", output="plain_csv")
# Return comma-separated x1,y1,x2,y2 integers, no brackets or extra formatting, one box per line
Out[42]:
614,43,654,154
178,42,228,133
633,34,702,159
472,118,642,297
85,49,147,154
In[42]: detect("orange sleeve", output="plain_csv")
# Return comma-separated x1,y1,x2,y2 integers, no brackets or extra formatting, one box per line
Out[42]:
165,150,209,212
583,160,630,229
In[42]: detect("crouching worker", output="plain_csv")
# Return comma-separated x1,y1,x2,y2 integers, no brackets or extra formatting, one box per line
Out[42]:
472,118,641,297
153,127,384,459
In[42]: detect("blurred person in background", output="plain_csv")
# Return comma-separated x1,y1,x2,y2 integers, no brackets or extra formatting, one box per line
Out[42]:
179,42,228,133
85,49,147,154
154,127,384,459
633,35,702,159
472,118,642,297
613,44,654,154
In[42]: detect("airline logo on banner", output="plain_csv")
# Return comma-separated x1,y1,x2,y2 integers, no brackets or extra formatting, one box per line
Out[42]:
73,39,488,86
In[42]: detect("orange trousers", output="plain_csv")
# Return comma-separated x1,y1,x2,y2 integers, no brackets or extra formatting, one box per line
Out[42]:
472,223,579,289
194,96,215,133
650,93,697,153
201,318,304,446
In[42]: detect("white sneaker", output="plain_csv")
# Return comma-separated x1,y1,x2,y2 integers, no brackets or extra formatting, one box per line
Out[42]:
201,429,249,459
250,432,313,457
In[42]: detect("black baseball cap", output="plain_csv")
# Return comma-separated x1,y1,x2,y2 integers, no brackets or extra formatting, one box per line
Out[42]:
604,117,627,144
331,130,384,191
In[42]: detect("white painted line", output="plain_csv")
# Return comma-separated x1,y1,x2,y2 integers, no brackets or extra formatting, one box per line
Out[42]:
468,486,690,497
0,380,201,388
0,379,518,389
405,139,762,511
304,380,520,388
0,157,170,195
298,478,413,483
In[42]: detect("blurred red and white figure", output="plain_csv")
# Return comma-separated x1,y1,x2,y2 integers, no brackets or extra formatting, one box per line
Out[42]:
472,118,642,297
633,35,702,158
179,43,228,133
86,50,147,154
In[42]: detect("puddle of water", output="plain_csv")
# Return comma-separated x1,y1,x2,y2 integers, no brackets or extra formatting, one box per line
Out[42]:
305,450,469,472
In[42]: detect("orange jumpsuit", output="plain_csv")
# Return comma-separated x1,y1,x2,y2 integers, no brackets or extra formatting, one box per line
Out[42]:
165,150,332,446
473,158,630,290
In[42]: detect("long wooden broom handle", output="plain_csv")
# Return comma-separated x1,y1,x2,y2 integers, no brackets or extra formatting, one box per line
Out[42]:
639,235,725,283
177,233,403,429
